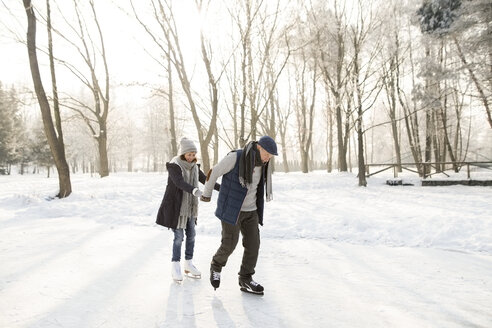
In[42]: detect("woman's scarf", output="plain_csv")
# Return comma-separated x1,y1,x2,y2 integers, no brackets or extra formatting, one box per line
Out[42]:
171,156,199,227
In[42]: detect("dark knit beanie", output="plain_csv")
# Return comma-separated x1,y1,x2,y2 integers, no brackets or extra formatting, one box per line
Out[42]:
258,136,278,156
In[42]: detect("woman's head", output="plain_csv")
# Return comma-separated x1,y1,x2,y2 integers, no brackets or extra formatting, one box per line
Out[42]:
179,137,198,163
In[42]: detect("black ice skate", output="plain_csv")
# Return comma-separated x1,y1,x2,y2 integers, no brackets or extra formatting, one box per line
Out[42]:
239,278,264,295
210,268,221,290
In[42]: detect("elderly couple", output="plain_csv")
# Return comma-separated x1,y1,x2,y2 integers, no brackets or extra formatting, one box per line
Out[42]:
156,136,278,295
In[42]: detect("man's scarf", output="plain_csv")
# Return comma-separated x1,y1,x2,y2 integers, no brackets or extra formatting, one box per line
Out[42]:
265,160,273,201
238,141,273,201
238,141,259,188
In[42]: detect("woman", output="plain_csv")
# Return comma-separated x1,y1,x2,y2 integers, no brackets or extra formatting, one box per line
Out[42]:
156,137,219,282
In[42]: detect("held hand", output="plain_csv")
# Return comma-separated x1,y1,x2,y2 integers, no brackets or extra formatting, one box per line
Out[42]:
192,188,203,198
200,195,211,202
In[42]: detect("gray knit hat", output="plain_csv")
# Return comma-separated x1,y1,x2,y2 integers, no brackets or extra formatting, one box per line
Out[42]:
179,137,197,155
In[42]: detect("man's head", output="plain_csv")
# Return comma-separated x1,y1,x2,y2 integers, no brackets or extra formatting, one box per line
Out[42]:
257,136,278,163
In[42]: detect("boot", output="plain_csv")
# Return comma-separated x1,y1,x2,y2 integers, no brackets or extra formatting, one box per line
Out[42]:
184,259,201,278
239,277,264,295
210,267,221,290
171,261,183,282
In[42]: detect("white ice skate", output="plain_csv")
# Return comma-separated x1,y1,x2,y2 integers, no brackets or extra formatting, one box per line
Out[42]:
171,261,183,282
184,260,201,279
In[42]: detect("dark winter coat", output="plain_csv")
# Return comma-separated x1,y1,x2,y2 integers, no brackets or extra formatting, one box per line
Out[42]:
156,162,220,229
215,150,266,226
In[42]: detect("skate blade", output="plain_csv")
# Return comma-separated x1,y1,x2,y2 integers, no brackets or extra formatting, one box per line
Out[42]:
240,287,264,295
184,272,201,279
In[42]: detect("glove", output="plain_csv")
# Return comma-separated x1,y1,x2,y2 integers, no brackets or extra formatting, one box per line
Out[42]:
200,195,211,202
192,188,203,198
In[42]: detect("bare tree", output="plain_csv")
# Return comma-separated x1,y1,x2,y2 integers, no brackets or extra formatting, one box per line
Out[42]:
196,0,220,170
227,0,290,146
437,42,459,171
349,0,384,186
45,0,111,177
417,0,471,174
230,0,257,146
453,37,491,129
293,48,317,173
277,100,292,172
141,103,169,172
381,31,403,172
396,20,425,176
132,0,219,172
167,45,178,156
450,0,492,129
222,51,241,150
378,1,417,173
315,0,352,172
23,0,71,197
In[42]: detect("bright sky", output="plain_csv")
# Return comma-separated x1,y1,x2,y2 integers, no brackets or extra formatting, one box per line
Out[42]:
0,1,205,88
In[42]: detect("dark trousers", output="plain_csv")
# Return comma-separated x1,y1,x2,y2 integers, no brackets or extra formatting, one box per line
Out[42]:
211,210,260,280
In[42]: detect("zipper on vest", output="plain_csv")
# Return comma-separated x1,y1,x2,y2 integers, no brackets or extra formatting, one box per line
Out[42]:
235,166,259,225
235,192,247,225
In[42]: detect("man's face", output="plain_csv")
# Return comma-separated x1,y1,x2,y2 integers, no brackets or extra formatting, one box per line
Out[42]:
258,146,274,163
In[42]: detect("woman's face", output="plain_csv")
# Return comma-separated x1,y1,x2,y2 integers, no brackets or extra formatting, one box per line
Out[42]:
184,152,197,163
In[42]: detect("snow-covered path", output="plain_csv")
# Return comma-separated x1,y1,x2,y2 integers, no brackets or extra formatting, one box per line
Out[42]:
1,220,491,328
1,172,491,327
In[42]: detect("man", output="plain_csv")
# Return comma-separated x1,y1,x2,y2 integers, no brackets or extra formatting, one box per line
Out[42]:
200,136,278,295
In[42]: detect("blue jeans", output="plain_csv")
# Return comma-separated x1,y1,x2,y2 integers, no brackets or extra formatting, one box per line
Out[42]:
171,217,196,262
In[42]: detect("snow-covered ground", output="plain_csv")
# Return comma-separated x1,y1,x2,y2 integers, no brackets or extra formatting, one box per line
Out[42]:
1,170,491,327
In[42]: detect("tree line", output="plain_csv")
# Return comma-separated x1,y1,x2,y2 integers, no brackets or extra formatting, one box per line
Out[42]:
0,83,53,175
2,0,490,197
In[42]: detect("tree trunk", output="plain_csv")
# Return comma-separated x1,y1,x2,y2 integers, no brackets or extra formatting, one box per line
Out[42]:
127,155,133,173
326,95,334,173
280,127,289,173
423,44,433,177
300,149,309,173
353,48,366,186
168,47,177,156
97,122,109,177
357,119,366,186
239,18,249,147
295,51,316,174
397,32,424,176
440,83,457,171
385,55,402,172
213,128,219,166
23,0,71,198
198,28,219,172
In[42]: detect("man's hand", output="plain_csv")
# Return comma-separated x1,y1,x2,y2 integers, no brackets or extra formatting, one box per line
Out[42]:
200,195,211,202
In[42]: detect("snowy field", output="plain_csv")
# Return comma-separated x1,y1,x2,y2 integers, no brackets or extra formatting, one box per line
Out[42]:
1,169,491,327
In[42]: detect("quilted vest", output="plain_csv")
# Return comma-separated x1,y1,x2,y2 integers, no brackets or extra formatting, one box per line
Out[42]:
215,150,265,225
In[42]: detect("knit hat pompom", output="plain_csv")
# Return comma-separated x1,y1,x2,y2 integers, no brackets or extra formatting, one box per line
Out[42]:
179,137,197,155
